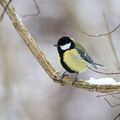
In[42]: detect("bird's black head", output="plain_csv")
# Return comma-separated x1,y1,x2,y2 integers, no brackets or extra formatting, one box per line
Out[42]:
54,37,75,55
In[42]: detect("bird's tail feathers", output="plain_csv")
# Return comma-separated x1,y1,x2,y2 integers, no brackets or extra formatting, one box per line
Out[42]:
93,63,105,69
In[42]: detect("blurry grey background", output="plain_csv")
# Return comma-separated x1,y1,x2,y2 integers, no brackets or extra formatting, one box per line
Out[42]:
0,0,120,120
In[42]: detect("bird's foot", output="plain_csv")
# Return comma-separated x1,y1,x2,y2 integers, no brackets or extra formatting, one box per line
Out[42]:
72,73,79,86
72,78,78,86
60,71,68,86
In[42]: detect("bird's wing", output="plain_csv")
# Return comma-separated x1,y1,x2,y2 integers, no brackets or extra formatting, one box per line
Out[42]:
75,41,97,69
75,41,86,54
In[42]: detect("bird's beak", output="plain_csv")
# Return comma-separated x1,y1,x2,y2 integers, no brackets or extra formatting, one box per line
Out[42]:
53,44,58,47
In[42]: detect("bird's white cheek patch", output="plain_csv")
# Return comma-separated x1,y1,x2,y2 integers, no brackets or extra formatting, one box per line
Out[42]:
60,43,71,50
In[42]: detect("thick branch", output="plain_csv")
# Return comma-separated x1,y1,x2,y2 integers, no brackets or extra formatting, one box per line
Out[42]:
1,0,120,93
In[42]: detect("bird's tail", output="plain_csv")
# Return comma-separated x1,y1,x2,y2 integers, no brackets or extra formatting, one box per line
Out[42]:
92,63,105,69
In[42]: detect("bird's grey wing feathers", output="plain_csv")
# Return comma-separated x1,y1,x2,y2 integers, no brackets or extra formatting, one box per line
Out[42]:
75,41,104,69
80,52,97,69
75,49,97,70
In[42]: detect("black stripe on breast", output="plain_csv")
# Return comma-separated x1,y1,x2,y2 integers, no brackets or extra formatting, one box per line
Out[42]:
58,47,77,73
60,57,76,73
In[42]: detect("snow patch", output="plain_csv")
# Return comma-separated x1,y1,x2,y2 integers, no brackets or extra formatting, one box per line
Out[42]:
87,78,120,85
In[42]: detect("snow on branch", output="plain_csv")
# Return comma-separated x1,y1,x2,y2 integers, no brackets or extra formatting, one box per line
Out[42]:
87,78,120,85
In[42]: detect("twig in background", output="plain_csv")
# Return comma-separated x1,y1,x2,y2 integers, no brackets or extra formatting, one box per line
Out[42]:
83,23,120,37
0,0,12,20
104,97,120,120
103,12,120,70
23,0,40,18
114,113,120,120
111,94,120,100
87,66,120,75
104,97,120,107
97,92,120,97
83,12,120,70
97,92,120,120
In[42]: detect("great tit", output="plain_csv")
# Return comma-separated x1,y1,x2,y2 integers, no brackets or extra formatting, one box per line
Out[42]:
54,36,103,74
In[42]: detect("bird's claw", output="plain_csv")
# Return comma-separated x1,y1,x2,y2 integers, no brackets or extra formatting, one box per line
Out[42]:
60,71,68,86
72,78,78,86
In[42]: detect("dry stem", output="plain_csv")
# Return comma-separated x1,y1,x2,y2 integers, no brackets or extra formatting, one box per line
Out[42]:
103,12,120,70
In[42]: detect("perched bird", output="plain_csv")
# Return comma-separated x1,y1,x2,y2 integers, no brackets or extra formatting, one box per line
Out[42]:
54,36,103,75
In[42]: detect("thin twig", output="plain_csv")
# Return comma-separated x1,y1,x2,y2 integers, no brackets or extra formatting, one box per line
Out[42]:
97,92,120,107
97,91,120,120
104,97,120,107
83,23,120,37
0,0,12,20
83,12,120,70
103,12,120,70
114,113,120,120
1,0,120,93
112,94,120,100
97,92,120,97
88,66,120,75
23,0,40,18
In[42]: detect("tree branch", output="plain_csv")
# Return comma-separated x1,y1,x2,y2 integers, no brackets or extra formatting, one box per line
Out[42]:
1,0,120,93
103,12,120,70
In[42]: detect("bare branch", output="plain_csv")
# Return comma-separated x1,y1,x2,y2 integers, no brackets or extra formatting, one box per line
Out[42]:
97,92,120,97
111,94,120,100
1,0,120,93
0,0,12,20
88,66,120,75
97,92,120,120
83,23,120,37
98,93,120,108
22,0,40,18
114,113,120,120
103,12,120,70
105,97,120,107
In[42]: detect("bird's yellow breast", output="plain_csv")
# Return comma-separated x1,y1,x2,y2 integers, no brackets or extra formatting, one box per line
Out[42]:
63,49,88,73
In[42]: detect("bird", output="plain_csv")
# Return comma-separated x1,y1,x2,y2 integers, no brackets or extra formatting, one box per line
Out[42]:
54,36,103,77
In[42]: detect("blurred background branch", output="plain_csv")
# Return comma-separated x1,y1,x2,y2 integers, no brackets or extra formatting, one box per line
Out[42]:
22,0,40,18
0,0,11,20
103,12,120,70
